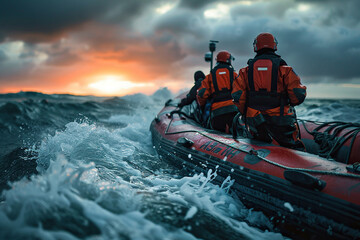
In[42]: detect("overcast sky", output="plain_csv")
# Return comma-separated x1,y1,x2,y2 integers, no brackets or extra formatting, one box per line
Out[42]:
0,0,359,98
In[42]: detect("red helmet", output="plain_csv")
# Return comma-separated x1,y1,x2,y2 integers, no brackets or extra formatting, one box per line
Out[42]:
253,33,278,52
216,50,234,64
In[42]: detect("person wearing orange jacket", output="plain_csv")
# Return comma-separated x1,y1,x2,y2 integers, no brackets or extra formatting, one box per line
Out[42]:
197,50,239,133
232,33,306,150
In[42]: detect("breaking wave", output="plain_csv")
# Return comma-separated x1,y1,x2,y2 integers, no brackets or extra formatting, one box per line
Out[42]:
0,88,359,239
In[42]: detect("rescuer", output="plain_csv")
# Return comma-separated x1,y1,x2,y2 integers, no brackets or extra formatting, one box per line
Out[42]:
232,33,306,150
197,50,239,133
178,71,206,108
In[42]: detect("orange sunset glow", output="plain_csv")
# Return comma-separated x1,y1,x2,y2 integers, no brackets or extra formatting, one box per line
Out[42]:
0,1,359,98
0,34,194,96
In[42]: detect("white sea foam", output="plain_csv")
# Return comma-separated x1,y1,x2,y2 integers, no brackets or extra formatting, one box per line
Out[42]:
0,88,288,240
184,206,198,220
284,202,294,212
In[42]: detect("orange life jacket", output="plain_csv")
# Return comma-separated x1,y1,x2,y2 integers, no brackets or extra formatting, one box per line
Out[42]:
210,64,234,104
247,54,288,116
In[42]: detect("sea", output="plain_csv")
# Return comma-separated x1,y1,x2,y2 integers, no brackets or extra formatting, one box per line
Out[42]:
0,88,359,240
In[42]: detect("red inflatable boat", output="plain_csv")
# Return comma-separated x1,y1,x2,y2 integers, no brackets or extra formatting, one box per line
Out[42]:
150,95,360,239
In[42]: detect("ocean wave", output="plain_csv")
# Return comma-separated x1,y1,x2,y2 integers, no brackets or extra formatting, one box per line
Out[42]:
0,88,359,239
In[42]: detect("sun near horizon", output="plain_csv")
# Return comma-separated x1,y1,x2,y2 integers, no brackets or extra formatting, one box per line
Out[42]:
0,74,189,97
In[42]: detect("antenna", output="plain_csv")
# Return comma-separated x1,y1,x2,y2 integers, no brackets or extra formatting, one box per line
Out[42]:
204,40,219,71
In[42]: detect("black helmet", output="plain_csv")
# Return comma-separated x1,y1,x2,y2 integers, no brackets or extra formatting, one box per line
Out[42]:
194,71,205,82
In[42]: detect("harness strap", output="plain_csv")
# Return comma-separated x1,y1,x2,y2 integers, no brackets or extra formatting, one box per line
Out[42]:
248,60,255,91
211,68,220,93
271,58,280,92
280,93,286,116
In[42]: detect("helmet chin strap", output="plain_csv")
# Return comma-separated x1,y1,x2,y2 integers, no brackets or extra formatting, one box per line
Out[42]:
274,38,278,50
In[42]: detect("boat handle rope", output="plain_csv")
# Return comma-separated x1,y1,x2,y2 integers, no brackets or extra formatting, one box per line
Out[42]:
298,119,360,164
162,110,360,179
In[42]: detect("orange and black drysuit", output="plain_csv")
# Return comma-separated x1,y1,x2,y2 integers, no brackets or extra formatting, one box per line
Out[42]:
232,51,306,150
197,63,239,132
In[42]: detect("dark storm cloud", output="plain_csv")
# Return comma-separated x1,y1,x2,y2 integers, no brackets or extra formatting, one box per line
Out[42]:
179,0,246,9
0,0,159,42
179,0,217,9
295,0,360,26
142,34,188,76
322,2,360,27
153,9,209,47
0,0,113,37
274,28,360,81
206,20,360,82
100,0,161,24
152,0,360,83
230,1,294,20
0,0,359,89
201,0,360,83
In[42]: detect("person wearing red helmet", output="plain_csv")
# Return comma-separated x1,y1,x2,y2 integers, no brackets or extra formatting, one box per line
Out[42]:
232,33,307,150
197,50,239,132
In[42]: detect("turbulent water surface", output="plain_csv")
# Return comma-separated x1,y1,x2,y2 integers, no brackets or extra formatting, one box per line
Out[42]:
0,89,359,240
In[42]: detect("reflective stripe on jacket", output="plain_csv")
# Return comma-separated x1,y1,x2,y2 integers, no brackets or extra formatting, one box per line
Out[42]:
197,64,239,117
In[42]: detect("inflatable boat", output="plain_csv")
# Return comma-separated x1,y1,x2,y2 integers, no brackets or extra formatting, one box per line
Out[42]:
150,94,360,239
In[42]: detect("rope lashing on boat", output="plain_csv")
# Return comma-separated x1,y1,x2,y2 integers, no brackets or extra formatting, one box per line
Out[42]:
232,112,252,139
162,110,360,179
298,119,360,164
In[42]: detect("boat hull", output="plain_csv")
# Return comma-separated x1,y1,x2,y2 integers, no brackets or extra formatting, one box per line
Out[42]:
150,100,360,239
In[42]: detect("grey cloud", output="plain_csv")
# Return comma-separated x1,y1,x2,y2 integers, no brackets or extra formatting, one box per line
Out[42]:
210,18,271,55
179,0,217,9
322,2,360,27
153,9,211,56
178,0,245,9
0,50,8,62
0,45,39,81
154,10,207,38
0,0,159,42
0,60,35,81
122,32,188,75
45,50,81,66
230,0,295,20
0,0,359,86
294,0,360,27
193,9,360,83
272,26,360,82
100,0,160,24
0,1,113,34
